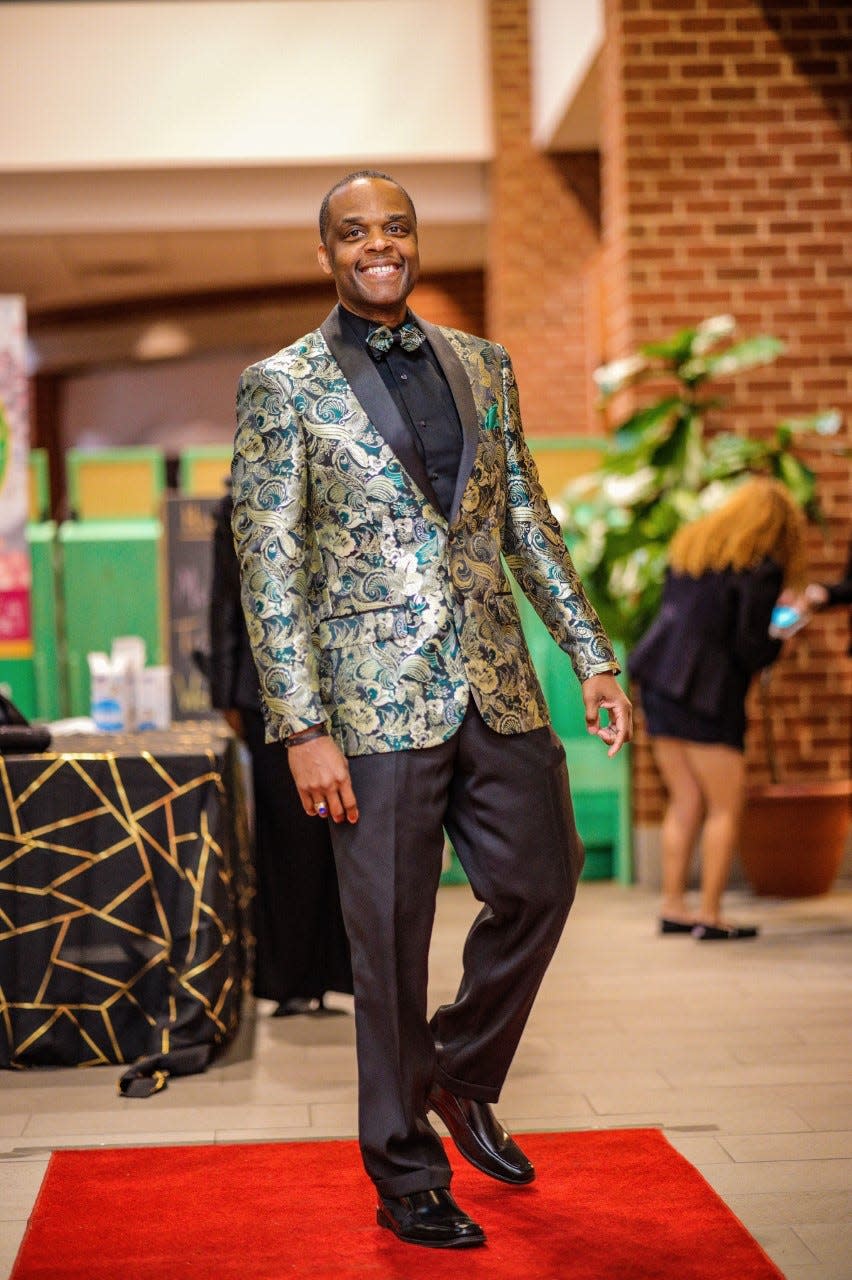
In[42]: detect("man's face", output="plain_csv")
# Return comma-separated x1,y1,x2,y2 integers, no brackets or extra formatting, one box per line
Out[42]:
318,177,420,326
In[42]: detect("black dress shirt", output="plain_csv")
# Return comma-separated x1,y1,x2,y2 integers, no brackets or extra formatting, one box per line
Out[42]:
340,306,463,519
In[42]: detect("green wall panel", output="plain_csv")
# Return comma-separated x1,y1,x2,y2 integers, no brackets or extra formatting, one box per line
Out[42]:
59,519,163,717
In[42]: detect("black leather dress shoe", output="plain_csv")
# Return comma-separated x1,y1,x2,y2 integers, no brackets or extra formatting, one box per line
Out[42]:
376,1187,486,1248
428,1083,535,1184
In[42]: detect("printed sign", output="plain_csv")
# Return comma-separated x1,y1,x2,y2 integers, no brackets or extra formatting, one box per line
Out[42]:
164,493,219,720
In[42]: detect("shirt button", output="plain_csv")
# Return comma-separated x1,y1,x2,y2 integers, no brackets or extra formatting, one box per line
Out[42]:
399,372,408,381
419,420,427,428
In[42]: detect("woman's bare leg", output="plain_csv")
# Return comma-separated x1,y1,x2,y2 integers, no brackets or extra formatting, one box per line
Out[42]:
683,743,746,925
651,738,705,922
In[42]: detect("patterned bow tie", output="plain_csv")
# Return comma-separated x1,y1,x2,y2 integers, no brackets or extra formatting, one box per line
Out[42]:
366,322,426,355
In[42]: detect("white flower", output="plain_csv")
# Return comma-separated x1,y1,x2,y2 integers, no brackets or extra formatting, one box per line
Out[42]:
550,499,567,527
609,548,648,597
601,467,657,506
696,480,734,514
593,354,647,396
692,314,736,354
562,472,599,500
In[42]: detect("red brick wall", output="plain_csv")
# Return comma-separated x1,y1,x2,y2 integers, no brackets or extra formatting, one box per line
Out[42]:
600,0,852,821
488,0,604,437
409,271,485,336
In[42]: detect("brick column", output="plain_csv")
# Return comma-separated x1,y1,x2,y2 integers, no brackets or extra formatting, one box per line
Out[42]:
601,0,852,824
488,0,603,436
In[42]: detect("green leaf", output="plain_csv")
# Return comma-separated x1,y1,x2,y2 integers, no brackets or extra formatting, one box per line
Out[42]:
640,328,697,364
699,335,785,380
560,316,831,647
613,397,682,452
649,412,693,470
703,433,768,480
775,409,842,437
773,453,816,508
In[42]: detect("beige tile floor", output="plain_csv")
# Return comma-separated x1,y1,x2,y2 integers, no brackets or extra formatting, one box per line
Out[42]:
1,879,850,1279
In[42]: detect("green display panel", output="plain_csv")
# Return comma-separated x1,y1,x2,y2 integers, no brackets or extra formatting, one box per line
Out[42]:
29,521,63,720
512,586,631,884
440,598,631,887
58,519,163,716
0,660,36,721
29,449,51,522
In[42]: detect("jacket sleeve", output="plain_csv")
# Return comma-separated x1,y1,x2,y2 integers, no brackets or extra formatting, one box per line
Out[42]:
230,364,327,741
496,347,619,681
732,560,784,675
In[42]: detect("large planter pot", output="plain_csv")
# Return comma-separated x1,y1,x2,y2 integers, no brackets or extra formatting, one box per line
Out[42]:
739,780,852,897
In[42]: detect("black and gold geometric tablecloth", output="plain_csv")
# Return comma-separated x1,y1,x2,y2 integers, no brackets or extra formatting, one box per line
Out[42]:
0,724,254,1094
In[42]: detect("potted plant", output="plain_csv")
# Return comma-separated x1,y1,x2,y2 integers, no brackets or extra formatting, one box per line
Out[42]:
558,315,849,896
737,671,851,897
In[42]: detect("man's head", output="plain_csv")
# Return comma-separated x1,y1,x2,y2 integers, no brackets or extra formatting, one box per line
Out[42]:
317,171,420,327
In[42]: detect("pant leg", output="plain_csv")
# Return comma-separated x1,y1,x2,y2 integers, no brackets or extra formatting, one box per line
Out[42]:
431,703,584,1100
327,738,457,1198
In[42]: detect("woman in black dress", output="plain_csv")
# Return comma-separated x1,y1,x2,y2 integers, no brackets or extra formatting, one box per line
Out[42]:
628,477,806,940
208,488,353,1011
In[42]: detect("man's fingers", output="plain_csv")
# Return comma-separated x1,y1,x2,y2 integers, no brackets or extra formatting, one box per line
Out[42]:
585,693,633,757
339,778,359,824
311,784,359,824
605,702,633,756
302,784,359,824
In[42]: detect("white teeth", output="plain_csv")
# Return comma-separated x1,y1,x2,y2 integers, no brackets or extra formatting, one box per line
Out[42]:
362,264,397,276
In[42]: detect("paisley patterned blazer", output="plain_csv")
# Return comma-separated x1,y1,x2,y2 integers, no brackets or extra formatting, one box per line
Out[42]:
231,305,618,756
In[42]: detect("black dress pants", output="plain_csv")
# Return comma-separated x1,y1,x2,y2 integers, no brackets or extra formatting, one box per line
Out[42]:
328,700,584,1198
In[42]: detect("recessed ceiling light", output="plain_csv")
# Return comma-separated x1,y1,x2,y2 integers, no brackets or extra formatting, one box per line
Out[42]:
133,321,193,361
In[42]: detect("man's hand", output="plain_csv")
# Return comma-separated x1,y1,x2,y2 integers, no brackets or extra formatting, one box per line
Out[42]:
581,673,633,757
287,734,359,824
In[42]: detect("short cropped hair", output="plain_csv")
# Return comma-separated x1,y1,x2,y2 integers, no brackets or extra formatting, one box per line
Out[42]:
318,170,417,244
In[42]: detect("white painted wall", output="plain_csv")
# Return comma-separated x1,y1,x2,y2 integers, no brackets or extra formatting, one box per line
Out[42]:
530,0,603,149
0,0,492,170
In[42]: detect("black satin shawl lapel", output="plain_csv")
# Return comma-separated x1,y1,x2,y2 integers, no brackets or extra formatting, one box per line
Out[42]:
319,307,443,518
413,314,480,524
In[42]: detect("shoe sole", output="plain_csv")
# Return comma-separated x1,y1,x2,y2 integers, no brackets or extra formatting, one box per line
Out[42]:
376,1209,486,1247
447,1146,535,1185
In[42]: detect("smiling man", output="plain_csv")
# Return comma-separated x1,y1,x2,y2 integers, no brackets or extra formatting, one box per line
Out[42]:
231,170,632,1249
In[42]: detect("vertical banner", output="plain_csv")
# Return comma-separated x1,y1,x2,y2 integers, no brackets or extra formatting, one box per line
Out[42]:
0,297,31,660
163,493,219,720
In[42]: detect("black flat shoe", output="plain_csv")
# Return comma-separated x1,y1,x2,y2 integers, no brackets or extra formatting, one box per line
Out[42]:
376,1187,485,1248
271,997,321,1016
428,1083,534,1185
659,917,697,934
692,922,759,940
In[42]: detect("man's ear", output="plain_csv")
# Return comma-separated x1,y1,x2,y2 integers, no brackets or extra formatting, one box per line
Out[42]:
317,243,332,276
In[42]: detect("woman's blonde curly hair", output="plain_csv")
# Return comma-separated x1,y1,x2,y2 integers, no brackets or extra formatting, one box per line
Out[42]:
669,475,807,585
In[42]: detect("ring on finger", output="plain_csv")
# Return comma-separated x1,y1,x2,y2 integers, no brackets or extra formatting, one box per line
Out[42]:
316,802,329,818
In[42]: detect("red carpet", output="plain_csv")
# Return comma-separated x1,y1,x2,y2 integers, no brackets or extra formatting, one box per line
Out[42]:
12,1129,782,1280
